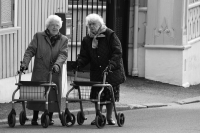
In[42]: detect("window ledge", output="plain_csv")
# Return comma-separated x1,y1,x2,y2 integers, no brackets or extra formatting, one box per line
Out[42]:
144,44,192,50
0,27,21,35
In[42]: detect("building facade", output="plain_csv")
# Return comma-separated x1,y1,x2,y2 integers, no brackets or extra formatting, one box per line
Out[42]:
130,0,200,87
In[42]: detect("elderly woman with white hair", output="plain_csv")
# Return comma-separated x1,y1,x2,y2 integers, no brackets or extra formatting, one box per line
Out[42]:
72,13,126,125
20,15,68,125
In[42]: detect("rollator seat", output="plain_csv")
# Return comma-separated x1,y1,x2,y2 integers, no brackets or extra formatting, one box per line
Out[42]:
73,81,107,86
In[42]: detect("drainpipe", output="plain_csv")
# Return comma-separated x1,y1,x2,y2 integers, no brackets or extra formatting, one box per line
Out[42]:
132,0,139,76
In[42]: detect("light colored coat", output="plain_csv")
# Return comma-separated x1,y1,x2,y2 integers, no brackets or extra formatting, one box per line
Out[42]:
22,31,68,112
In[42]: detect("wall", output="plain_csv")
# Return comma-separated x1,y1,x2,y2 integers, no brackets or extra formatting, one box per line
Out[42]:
145,48,183,86
185,42,200,85
0,28,19,79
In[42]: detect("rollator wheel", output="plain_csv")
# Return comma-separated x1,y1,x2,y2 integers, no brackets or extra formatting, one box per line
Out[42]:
77,111,84,125
95,114,106,129
19,111,26,125
60,111,65,126
64,113,76,127
8,114,16,127
41,114,49,128
117,112,125,127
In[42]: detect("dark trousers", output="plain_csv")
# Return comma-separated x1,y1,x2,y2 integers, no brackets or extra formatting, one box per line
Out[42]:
32,110,53,121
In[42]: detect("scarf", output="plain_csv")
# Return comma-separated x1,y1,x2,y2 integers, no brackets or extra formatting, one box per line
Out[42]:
45,29,61,47
89,24,107,49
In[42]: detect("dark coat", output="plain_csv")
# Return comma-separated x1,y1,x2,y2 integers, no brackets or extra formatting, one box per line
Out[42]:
78,28,126,86
22,31,68,112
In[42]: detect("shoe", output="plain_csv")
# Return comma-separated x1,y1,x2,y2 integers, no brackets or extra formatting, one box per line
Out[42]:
91,120,96,125
31,120,39,125
49,120,54,125
107,119,115,125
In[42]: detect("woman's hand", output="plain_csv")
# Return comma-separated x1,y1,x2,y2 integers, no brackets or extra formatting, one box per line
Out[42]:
52,64,59,73
20,63,28,71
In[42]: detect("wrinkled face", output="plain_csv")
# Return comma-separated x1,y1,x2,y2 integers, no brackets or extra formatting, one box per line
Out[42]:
47,20,60,36
87,20,101,34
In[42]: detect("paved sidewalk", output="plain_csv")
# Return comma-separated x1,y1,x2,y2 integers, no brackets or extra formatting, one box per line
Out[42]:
1,76,200,125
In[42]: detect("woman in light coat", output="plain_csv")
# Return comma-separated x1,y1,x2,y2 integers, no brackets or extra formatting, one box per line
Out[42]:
21,15,68,125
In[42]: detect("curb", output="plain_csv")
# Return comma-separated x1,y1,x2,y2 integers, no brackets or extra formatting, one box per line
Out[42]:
0,105,129,125
1,99,200,125
0,103,164,125
175,96,200,105
142,103,168,108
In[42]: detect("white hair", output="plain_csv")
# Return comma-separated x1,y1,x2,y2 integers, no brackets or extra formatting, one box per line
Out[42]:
45,15,63,28
85,13,105,26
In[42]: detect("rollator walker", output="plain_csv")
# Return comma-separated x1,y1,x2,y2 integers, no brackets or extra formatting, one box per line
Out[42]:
61,66,125,128
7,63,64,128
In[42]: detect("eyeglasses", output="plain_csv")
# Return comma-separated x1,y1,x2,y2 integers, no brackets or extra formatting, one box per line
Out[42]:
49,24,60,28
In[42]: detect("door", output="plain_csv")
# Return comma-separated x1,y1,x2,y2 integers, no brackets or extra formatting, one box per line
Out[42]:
106,0,130,75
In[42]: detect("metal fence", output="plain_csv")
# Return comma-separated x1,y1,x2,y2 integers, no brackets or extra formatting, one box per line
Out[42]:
66,0,106,63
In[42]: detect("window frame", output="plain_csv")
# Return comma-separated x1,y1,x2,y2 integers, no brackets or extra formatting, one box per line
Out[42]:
0,0,14,28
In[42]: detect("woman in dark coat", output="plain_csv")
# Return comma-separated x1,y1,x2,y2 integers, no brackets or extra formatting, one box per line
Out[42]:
21,15,68,125
73,13,126,125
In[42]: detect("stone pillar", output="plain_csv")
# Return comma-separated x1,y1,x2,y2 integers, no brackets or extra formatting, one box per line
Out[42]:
146,0,186,46
145,0,189,86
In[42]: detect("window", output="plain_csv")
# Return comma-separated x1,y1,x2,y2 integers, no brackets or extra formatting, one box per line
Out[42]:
0,0,14,28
